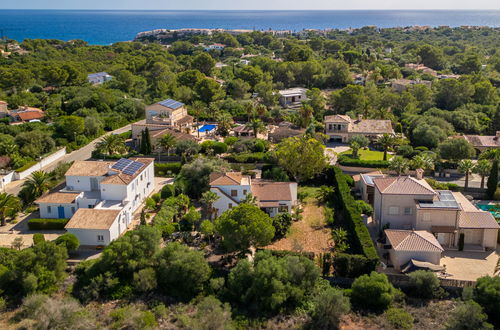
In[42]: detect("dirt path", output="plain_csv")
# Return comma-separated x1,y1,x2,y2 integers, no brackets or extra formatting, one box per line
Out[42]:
266,199,333,254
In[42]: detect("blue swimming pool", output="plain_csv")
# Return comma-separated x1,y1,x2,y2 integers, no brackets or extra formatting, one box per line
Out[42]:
198,124,216,133
477,204,500,218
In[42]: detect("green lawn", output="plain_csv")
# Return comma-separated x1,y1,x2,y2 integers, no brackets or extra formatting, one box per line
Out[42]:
339,148,391,161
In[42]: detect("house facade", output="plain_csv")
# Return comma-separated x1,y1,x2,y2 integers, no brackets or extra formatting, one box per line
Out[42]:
461,132,500,154
35,158,155,246
373,173,499,251
209,172,298,218
144,99,193,129
278,88,308,108
87,72,113,85
324,114,394,143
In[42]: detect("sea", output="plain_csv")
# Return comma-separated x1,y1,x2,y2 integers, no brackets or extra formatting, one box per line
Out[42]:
0,10,499,45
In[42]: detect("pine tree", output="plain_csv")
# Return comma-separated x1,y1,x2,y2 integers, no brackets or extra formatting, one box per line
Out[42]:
486,160,498,199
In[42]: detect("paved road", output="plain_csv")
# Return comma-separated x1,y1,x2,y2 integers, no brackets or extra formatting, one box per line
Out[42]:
3,121,142,196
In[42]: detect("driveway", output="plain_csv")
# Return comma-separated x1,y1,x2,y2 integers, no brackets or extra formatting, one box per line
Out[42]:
3,120,142,195
324,143,350,165
440,248,499,281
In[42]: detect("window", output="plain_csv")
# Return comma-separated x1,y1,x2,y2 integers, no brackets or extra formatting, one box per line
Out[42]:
231,190,237,197
243,190,247,195
328,124,332,130
71,207,75,214
97,235,104,242
228,203,233,209
47,206,52,213
388,206,399,215
404,207,413,215
423,213,431,222
88,205,94,209
279,204,288,212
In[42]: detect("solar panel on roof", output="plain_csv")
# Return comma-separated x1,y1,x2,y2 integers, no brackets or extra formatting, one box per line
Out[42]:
112,158,133,170
158,99,184,110
122,161,144,176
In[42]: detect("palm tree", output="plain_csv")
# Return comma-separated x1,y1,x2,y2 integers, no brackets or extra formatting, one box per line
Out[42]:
215,112,234,137
299,103,313,128
21,170,51,201
158,133,177,158
244,102,255,121
200,190,219,220
241,193,258,206
247,118,266,138
95,134,127,156
411,153,435,172
376,133,396,161
473,159,492,189
458,159,475,190
0,193,21,226
389,156,410,176
190,101,205,138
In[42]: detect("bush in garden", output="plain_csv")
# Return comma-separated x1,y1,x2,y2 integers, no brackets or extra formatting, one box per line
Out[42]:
27,218,69,230
385,308,414,330
32,233,45,245
407,270,441,299
272,212,293,238
54,233,80,252
355,200,373,216
350,271,398,312
445,300,493,330
310,285,350,329
474,276,500,327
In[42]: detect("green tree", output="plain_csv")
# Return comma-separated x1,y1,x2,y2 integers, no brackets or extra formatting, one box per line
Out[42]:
54,233,80,252
458,159,475,190
195,78,226,104
389,156,410,176
200,220,215,241
192,52,216,75
411,153,435,171
247,118,266,138
158,133,176,157
55,115,85,141
417,44,445,70
177,157,229,198
376,134,396,161
21,171,51,202
215,112,234,137
407,270,441,299
348,135,370,159
275,136,328,183
481,149,500,199
330,85,366,114
95,134,127,156
0,193,21,226
474,159,492,189
156,242,211,301
445,300,493,330
272,212,293,238
438,139,475,162
474,276,500,327
140,128,152,155
351,271,397,312
215,203,275,252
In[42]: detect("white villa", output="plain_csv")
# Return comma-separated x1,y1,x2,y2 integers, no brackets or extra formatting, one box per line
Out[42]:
209,172,298,218
324,114,394,143
278,88,308,108
87,72,113,85
35,158,154,246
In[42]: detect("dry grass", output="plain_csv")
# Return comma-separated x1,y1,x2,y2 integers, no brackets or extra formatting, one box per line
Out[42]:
266,193,333,254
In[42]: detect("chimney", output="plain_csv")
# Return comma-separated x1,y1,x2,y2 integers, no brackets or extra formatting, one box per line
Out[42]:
415,168,424,180
495,131,500,139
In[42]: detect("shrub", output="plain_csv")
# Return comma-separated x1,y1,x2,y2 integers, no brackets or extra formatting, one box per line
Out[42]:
262,166,290,181
160,184,176,199
458,233,465,251
338,155,390,168
474,276,500,327
224,136,238,145
32,233,45,245
310,286,350,329
54,233,80,252
407,270,441,299
272,212,293,238
27,218,69,230
355,200,373,216
224,152,267,163
332,253,379,278
385,308,414,330
445,300,493,330
351,271,397,312
154,162,182,177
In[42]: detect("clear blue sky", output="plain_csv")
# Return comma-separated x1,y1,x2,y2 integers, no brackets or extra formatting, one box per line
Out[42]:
2,0,500,10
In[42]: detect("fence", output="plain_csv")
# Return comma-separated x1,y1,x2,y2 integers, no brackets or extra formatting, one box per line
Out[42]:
14,147,66,180
0,171,16,189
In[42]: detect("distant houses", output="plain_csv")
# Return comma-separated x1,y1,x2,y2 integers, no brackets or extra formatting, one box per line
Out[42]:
87,72,113,85
391,79,432,92
278,88,308,108
0,101,45,124
460,132,500,154
324,114,394,143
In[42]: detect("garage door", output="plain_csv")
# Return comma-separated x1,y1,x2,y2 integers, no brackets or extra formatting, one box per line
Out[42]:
464,230,482,245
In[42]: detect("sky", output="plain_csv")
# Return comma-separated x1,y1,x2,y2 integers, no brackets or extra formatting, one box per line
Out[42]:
1,0,500,10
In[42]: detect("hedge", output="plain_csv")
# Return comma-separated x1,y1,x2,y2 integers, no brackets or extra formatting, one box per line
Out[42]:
28,218,69,230
326,166,379,277
224,152,268,163
154,163,182,177
15,160,38,173
338,155,390,168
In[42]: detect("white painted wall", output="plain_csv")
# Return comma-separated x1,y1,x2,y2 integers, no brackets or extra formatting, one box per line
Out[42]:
213,184,250,203
14,148,66,180
211,188,237,217
415,209,459,231
38,203,77,219
0,171,15,189
67,228,112,246
389,249,441,271
483,229,499,249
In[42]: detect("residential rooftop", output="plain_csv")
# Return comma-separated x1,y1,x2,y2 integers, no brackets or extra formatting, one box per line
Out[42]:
65,209,121,230
385,229,444,252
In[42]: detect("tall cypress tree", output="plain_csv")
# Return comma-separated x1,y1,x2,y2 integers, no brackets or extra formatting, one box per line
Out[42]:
144,127,152,154
486,160,498,199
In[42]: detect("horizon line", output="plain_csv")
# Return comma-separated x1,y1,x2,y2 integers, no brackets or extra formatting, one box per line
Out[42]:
1,8,500,11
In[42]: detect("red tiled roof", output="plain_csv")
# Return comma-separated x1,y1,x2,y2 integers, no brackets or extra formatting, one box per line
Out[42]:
458,211,500,229
385,229,444,252
251,180,294,202
373,176,436,195
210,172,245,186
17,110,45,121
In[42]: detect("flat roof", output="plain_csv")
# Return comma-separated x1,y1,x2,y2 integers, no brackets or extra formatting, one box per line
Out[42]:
417,190,460,209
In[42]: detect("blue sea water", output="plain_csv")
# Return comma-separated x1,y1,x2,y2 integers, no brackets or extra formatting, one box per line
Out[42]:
0,10,499,45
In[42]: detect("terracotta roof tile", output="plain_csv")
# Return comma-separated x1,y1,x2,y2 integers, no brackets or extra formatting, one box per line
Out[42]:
385,229,444,252
209,172,246,185
65,161,114,177
458,211,500,229
464,134,500,148
65,209,121,230
324,114,351,122
349,119,394,134
251,180,294,202
374,176,436,195
35,192,80,204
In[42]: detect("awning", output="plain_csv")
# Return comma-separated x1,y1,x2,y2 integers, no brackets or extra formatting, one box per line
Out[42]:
401,259,445,274
431,226,456,233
